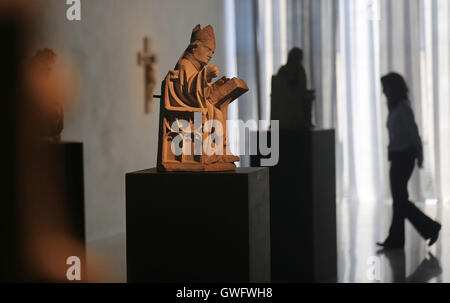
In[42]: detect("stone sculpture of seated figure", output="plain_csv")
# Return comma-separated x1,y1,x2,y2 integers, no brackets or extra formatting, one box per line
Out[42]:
271,47,315,130
157,25,248,172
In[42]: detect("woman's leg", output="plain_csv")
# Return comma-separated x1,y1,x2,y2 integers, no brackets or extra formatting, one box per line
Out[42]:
404,202,439,240
391,151,440,241
402,159,441,240
386,155,412,245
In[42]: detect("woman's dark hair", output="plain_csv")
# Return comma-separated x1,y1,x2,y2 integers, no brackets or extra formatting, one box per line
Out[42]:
381,73,409,108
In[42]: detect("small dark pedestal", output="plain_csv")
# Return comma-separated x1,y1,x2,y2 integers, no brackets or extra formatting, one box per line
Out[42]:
55,142,86,244
126,167,270,283
52,142,86,272
2,141,85,282
251,129,337,282
35,142,86,281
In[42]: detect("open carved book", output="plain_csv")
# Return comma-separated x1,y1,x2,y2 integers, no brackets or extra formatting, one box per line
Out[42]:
210,77,249,107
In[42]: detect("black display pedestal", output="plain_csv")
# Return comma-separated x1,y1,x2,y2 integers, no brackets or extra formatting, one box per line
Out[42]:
54,142,86,245
126,167,271,283
251,129,337,282
26,142,86,282
49,142,86,279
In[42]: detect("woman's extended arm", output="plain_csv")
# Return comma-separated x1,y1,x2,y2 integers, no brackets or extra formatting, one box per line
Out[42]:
400,103,423,168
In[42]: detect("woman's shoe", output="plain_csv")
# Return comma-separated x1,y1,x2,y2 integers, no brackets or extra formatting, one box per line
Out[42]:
428,222,442,247
376,240,404,249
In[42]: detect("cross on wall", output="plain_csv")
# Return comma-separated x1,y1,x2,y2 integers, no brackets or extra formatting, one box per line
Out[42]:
138,37,157,114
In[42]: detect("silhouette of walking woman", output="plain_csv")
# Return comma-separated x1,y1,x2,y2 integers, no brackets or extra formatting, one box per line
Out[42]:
377,72,441,249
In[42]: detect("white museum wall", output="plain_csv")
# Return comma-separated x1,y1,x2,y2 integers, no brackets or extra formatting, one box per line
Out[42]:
35,0,227,242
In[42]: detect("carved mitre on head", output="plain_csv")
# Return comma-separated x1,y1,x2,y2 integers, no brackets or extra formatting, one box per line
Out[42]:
190,24,216,51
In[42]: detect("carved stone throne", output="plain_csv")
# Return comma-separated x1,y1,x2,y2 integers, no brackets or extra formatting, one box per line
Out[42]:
157,71,204,172
157,71,248,172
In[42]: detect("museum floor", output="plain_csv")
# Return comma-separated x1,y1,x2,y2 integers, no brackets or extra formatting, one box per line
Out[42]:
87,201,450,283
338,201,449,282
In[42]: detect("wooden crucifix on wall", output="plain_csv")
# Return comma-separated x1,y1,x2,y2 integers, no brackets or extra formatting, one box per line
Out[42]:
138,37,157,113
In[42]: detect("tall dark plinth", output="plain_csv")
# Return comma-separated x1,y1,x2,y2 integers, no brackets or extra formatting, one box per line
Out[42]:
6,142,86,282
126,167,271,283
251,129,337,282
56,142,86,244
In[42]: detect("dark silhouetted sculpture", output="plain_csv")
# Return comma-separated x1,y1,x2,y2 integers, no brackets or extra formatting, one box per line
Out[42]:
157,25,248,172
26,49,64,142
377,72,441,249
271,47,315,130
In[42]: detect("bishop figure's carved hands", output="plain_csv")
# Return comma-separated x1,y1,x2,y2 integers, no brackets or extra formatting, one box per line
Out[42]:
206,64,219,82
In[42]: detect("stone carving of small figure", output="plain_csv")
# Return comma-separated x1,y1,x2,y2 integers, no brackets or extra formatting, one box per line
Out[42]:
25,48,64,142
157,25,248,172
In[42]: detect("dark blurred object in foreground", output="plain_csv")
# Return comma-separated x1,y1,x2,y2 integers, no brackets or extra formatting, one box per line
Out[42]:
1,2,88,282
0,2,25,283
